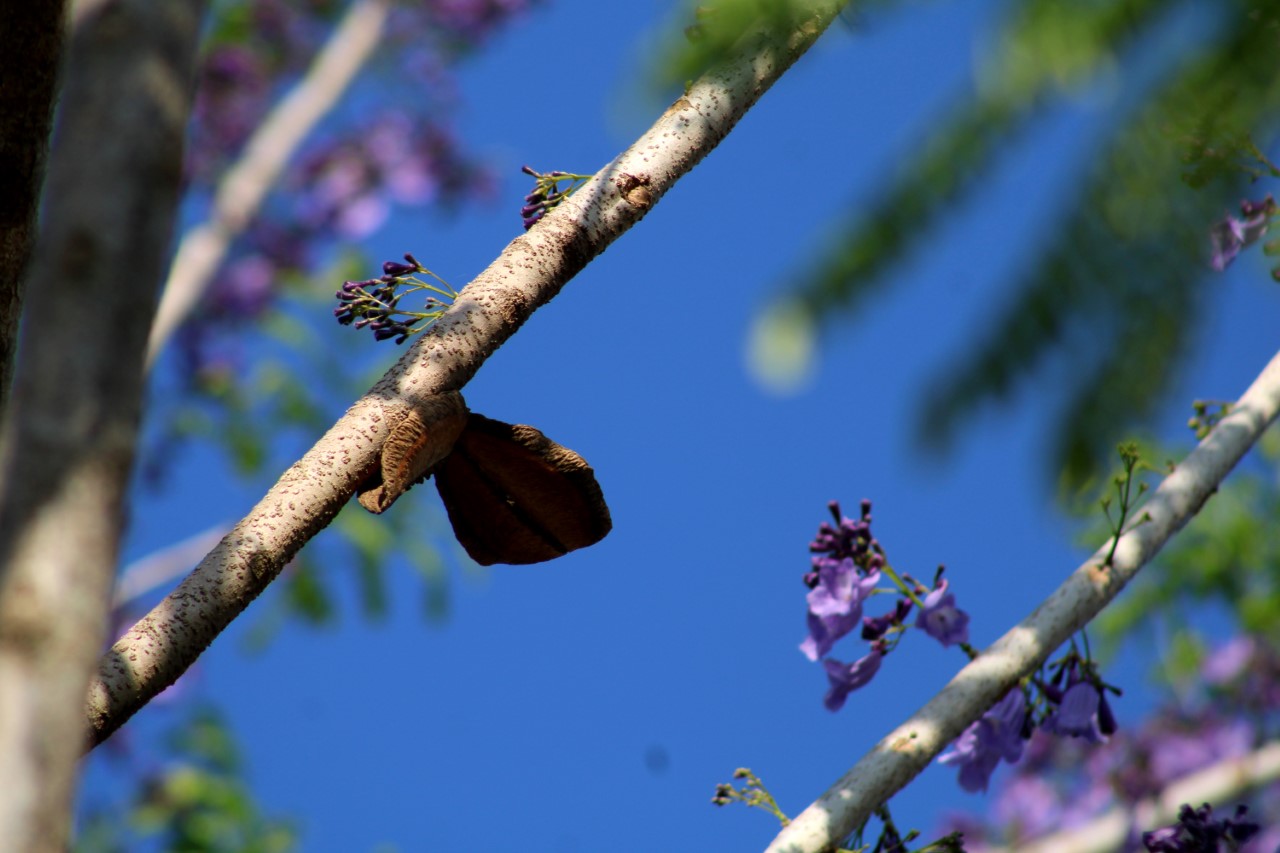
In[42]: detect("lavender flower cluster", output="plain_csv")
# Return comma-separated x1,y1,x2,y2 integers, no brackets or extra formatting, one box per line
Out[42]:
943,635,1280,850
799,501,1129,797
519,165,591,229
177,0,529,379
940,653,1120,795
1208,194,1276,274
800,501,970,712
334,253,456,345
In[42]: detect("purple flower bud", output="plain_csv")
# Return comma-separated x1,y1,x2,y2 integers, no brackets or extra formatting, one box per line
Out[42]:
916,579,970,647
1209,195,1275,271
1142,803,1259,852
861,597,913,641
382,259,416,277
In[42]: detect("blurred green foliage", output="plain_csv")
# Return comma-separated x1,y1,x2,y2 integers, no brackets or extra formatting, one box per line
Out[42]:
1096,427,1280,663
756,0,1280,490
77,711,298,853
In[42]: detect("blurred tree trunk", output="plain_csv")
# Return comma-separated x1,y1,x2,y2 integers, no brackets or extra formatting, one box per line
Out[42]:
0,3,66,409
0,0,206,848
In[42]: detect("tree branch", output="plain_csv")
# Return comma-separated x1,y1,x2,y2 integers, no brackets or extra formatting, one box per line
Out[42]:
0,0,205,847
766,348,1280,853
86,2,847,748
145,0,390,367
111,524,231,609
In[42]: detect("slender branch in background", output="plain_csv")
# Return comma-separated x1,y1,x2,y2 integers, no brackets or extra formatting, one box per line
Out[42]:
144,0,390,368
111,524,232,609
989,741,1280,853
0,1,65,412
0,0,206,847
766,348,1280,853
86,3,849,749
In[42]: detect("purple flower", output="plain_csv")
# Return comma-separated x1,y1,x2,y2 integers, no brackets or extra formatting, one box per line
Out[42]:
1044,681,1106,743
809,500,874,563
209,255,275,317
939,689,1027,793
1202,636,1254,685
822,645,885,712
915,579,970,647
800,562,880,661
1209,195,1275,271
1142,803,1259,852
991,774,1062,840
862,597,912,641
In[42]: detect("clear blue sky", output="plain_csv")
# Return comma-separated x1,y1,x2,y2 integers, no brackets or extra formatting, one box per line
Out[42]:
84,1,1280,850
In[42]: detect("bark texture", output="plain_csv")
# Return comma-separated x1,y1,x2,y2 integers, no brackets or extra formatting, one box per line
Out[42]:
0,1,206,848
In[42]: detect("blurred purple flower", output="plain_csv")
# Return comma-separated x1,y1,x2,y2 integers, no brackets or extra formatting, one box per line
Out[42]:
1143,803,1259,852
425,0,533,39
939,689,1027,793
822,645,885,712
800,562,880,661
992,774,1061,841
1203,636,1254,685
1209,195,1275,271
1148,716,1251,789
916,578,969,647
337,194,390,238
1044,681,1106,743
209,255,276,317
188,45,271,178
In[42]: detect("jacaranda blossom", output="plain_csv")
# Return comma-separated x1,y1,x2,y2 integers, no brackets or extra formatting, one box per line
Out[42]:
1209,195,1275,271
1143,803,1259,852
939,689,1027,793
822,644,885,712
1044,681,1106,743
916,578,970,647
800,561,880,661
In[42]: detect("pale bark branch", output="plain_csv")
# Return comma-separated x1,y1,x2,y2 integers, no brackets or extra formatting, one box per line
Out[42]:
766,349,1280,853
989,741,1280,853
0,0,205,847
145,0,390,368
86,3,847,747
111,524,232,609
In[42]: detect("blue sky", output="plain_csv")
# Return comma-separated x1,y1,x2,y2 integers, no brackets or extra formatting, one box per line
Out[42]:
84,1,1280,850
